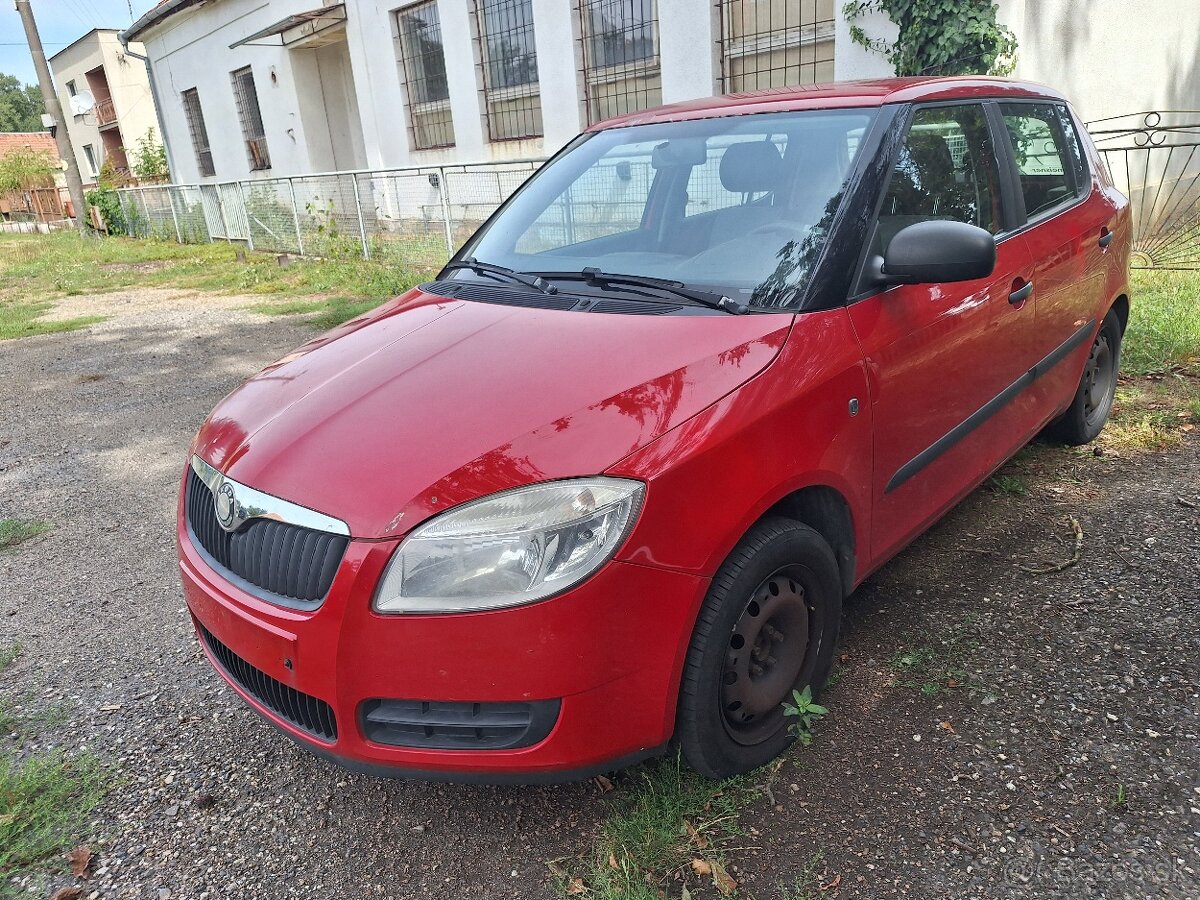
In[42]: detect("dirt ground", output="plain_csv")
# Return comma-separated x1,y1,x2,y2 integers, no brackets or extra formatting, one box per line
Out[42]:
1,289,1196,899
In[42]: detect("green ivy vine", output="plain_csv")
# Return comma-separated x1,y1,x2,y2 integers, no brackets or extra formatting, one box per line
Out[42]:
843,0,1018,77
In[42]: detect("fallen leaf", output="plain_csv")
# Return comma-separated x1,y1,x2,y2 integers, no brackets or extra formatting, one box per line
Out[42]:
690,857,712,877
50,889,83,900
608,852,619,869
1182,423,1195,432
593,775,614,793
566,877,587,895
67,846,93,878
683,819,708,849
821,873,843,891
939,721,956,733
711,861,737,896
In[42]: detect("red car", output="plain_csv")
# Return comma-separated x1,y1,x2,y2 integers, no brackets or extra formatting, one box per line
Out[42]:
179,77,1129,781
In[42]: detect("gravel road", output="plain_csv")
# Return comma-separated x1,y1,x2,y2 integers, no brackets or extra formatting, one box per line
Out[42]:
1,289,1196,900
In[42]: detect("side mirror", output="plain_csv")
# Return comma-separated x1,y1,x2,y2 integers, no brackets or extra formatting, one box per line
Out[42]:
875,219,997,285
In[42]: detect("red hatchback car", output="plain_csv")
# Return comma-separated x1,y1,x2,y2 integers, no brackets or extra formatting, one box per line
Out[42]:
179,77,1129,781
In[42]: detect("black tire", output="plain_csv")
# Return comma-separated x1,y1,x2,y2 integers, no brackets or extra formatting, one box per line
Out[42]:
1043,308,1124,446
677,518,842,779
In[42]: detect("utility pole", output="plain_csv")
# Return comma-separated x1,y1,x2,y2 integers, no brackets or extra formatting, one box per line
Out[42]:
14,0,88,228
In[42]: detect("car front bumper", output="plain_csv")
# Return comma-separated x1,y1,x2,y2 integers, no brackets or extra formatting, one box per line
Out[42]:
177,517,707,781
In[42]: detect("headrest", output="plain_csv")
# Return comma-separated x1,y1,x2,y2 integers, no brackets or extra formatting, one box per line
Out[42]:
720,141,785,193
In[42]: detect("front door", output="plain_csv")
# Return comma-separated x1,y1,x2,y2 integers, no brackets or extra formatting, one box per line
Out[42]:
848,102,1038,566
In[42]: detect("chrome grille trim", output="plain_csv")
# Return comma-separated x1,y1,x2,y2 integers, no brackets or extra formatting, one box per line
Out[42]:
190,455,350,537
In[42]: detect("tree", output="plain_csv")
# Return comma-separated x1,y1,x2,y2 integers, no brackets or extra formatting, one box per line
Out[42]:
128,127,170,181
0,72,46,132
843,0,1017,77
0,145,56,193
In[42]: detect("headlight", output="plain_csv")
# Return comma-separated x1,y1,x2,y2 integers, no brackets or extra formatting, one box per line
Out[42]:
373,478,645,614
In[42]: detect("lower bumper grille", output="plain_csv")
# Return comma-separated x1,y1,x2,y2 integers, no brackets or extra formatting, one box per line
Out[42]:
360,698,559,750
198,623,337,743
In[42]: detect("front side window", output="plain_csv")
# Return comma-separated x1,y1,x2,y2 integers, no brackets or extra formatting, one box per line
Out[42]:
579,0,662,125
720,0,836,92
230,66,270,171
475,0,542,140
462,108,876,309
1000,102,1083,218
181,88,215,177
876,104,1002,255
396,1,455,149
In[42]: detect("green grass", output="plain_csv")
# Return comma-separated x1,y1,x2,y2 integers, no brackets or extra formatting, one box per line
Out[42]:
0,231,435,335
1125,270,1200,375
0,752,104,879
891,618,981,696
988,473,1029,496
559,755,747,900
0,647,19,675
778,851,826,900
0,520,51,550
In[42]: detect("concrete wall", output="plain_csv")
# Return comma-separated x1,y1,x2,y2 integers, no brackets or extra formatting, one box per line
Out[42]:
997,0,1200,123
50,30,159,182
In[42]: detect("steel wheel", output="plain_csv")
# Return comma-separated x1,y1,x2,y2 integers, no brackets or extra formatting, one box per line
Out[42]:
721,566,815,745
1082,330,1116,427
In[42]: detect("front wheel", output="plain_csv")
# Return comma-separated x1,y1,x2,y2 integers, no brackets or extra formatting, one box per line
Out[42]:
1043,308,1123,446
677,518,842,779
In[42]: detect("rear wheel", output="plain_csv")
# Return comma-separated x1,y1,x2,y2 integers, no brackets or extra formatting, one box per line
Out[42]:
1044,308,1123,446
677,518,842,778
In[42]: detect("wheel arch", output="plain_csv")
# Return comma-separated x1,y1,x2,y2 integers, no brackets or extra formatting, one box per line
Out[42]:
1110,293,1130,334
761,485,856,596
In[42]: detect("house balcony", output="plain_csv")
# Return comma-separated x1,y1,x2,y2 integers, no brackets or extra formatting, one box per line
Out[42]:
95,97,117,128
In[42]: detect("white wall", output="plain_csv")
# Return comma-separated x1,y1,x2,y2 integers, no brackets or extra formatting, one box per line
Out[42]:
997,0,1200,123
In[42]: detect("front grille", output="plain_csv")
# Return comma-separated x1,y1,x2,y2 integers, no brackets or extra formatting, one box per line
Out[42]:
186,468,347,605
199,623,337,742
360,698,560,750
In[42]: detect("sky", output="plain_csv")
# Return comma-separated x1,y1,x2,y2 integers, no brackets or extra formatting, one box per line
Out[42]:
0,0,160,87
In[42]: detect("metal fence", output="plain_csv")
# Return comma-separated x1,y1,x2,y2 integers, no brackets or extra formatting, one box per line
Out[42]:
114,159,545,267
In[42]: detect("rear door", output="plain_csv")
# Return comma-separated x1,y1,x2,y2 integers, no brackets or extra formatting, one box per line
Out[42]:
847,102,1038,565
996,101,1118,417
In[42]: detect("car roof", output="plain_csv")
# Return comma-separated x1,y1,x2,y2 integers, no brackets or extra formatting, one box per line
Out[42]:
587,76,1068,131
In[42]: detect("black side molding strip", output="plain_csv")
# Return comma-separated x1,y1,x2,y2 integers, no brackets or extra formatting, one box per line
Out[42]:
885,318,1096,494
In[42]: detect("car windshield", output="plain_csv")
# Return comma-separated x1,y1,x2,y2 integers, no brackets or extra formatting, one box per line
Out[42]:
458,108,877,310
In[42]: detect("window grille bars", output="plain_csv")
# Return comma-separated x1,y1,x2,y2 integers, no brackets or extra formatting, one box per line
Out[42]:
231,66,271,171
182,88,215,177
578,0,662,125
396,1,456,150
718,0,836,93
474,0,543,141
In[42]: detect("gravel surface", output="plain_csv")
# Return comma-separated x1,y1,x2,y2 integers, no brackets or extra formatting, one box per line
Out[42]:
1,289,1197,899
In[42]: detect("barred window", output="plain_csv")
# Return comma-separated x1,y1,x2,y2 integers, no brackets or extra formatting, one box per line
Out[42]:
474,0,543,141
181,88,215,177
396,1,455,150
719,0,836,93
230,66,271,171
579,0,661,125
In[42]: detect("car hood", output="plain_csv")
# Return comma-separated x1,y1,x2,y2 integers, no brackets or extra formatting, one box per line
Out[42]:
194,288,792,539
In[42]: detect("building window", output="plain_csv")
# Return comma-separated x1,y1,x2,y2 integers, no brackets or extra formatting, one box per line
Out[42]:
181,88,216,177
578,0,661,125
718,0,836,92
230,66,271,171
82,144,98,178
66,79,77,96
396,1,455,150
474,0,542,141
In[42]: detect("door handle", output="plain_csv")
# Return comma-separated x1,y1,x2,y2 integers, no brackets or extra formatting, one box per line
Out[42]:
1098,228,1114,248
1009,281,1034,305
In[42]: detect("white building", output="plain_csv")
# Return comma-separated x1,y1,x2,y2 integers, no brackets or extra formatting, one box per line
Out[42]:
123,0,1200,185
48,29,161,183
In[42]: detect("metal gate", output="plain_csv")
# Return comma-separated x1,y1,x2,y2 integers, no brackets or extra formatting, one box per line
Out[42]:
200,182,251,242
1087,111,1200,270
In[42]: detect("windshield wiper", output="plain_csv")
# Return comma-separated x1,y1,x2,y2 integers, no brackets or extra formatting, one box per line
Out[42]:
529,268,749,315
441,258,558,295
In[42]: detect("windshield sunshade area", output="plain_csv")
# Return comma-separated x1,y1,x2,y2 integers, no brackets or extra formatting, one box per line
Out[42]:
458,108,878,310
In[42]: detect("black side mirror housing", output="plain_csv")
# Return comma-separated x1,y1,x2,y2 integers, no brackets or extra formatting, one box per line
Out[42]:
876,219,997,285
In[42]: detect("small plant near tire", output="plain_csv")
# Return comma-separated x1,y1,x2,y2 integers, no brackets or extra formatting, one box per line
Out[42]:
781,686,828,747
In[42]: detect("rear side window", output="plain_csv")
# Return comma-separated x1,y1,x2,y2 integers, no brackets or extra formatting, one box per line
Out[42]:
1000,102,1087,218
876,104,1002,255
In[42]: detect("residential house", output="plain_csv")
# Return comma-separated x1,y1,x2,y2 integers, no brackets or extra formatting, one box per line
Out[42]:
0,132,68,224
122,0,1200,186
49,29,160,183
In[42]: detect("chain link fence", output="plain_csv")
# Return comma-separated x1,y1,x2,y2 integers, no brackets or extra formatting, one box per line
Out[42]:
114,159,545,266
